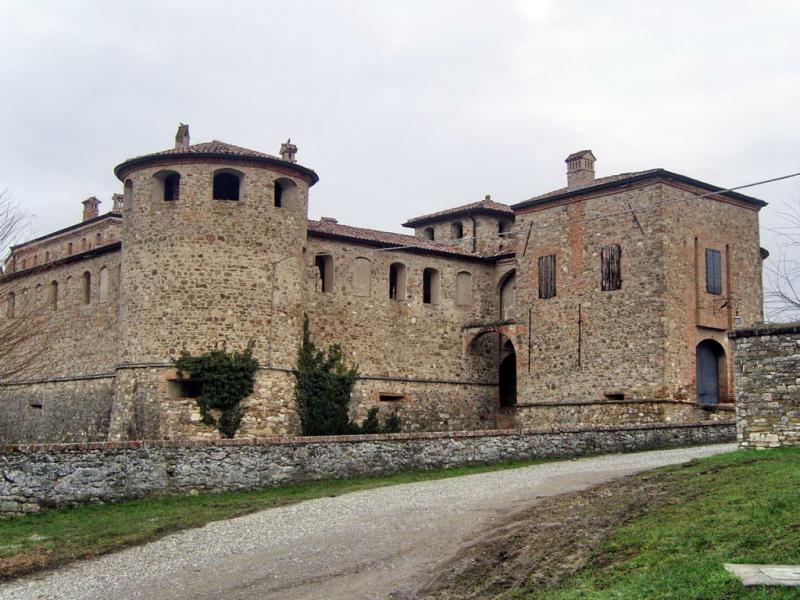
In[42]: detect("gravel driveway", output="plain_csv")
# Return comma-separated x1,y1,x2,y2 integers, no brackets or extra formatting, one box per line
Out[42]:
1,444,734,600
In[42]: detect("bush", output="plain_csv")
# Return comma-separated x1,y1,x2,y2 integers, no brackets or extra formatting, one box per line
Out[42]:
173,342,259,438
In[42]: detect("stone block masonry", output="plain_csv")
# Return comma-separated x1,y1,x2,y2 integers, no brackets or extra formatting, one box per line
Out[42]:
0,421,733,515
730,323,800,448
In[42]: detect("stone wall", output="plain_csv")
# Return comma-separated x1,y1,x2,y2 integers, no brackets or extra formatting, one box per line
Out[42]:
0,421,734,515
730,324,800,448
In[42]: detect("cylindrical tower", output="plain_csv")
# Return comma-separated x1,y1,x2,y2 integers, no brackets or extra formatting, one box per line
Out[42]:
108,127,318,440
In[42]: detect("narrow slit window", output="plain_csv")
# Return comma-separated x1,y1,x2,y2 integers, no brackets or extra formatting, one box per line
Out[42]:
389,262,407,300
601,244,622,291
706,248,722,295
50,281,58,311
423,268,440,304
538,254,556,299
82,271,91,305
315,254,334,293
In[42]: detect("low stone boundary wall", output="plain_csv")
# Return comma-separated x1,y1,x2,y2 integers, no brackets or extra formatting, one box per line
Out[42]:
0,421,734,515
730,323,800,448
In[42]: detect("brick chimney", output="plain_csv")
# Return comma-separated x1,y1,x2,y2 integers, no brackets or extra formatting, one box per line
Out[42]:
175,123,190,149
565,150,596,190
280,138,298,163
82,196,100,222
111,193,124,212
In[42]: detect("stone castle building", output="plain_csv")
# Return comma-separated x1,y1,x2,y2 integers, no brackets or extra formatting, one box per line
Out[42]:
0,126,767,443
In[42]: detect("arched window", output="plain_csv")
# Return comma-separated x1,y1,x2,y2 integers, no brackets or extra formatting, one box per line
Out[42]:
352,257,371,297
68,242,73,255
450,222,464,239
50,281,58,311
499,221,512,236
422,227,435,241
123,179,133,210
99,267,110,302
213,170,242,201
315,254,334,293
82,271,91,305
423,268,440,304
7,292,15,318
274,178,297,209
154,170,181,202
389,262,407,301
455,271,472,307
499,270,516,321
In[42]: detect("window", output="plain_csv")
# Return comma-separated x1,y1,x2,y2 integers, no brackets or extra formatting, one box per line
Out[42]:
168,379,203,399
601,244,622,291
450,222,464,239
423,268,440,304
499,270,516,320
538,255,556,299
455,271,472,307
315,254,334,293
422,227,434,240
21,258,27,269
68,242,73,255
99,267,110,302
123,179,133,210
213,170,242,201
7,292,15,318
33,254,38,266
82,271,91,305
706,248,722,295
45,251,49,262
164,173,180,201
389,262,407,300
274,178,296,208
352,257,371,297
50,281,58,311
81,238,87,251
379,393,405,402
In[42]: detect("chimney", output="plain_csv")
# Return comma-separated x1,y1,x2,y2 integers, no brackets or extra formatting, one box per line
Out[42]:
280,138,298,163
565,150,596,190
111,193,124,212
175,123,190,149
82,196,100,222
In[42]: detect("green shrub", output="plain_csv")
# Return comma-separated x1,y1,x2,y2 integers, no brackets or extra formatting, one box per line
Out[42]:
173,342,259,438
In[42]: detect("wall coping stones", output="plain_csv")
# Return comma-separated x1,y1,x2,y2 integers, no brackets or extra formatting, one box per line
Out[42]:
729,322,800,339
0,420,733,455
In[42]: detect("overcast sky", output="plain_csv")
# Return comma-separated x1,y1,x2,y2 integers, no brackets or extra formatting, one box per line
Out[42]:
1,1,799,280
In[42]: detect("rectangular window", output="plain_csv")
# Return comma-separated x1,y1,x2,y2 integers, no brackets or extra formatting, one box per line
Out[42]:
706,248,722,295
538,255,556,299
379,393,405,402
601,244,622,291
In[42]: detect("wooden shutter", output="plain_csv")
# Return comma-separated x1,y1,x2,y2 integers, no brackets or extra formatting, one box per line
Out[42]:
601,244,622,291
538,255,556,299
706,249,722,294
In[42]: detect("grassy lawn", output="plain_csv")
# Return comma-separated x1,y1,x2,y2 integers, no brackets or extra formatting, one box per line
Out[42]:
0,456,553,581
517,448,800,600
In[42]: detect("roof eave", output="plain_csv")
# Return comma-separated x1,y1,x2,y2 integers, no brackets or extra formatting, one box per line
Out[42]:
10,212,122,251
2,242,122,282
402,207,514,228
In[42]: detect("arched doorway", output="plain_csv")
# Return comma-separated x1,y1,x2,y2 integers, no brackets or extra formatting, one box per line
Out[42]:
499,339,517,407
696,339,726,407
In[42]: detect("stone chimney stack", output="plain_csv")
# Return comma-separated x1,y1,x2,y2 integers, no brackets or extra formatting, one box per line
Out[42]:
565,150,596,190
111,193,124,213
175,123,190,149
82,196,100,221
280,138,298,163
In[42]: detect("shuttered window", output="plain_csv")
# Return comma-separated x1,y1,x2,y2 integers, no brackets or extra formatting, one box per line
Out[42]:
538,255,556,299
706,248,722,294
601,244,622,291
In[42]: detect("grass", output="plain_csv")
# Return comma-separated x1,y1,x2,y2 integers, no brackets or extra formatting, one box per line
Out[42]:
516,448,800,599
0,455,553,580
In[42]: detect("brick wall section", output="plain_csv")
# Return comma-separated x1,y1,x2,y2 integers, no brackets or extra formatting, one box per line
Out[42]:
0,421,734,515
730,324,800,448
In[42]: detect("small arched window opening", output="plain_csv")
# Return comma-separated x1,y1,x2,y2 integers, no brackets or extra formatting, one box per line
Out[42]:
154,171,181,202
499,270,516,321
696,339,727,407
450,222,464,239
423,268,440,305
123,179,133,210
315,254,334,293
499,221,512,236
7,292,15,318
50,281,58,311
352,257,371,297
422,227,435,241
99,267,110,303
389,262,407,301
68,242,73,255
274,178,297,209
213,170,243,201
81,271,91,305
455,271,472,307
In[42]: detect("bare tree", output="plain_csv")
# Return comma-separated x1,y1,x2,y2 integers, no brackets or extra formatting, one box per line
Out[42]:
764,199,800,321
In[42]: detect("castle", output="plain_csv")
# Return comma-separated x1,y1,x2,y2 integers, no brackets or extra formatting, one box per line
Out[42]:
0,125,766,443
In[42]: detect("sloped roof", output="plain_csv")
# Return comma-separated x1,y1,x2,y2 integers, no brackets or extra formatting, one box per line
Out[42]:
114,140,319,184
565,149,596,162
307,219,491,260
403,197,513,228
513,169,767,211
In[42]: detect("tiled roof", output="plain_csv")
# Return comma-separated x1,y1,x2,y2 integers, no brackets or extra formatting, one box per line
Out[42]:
307,219,487,259
519,170,661,206
403,197,513,227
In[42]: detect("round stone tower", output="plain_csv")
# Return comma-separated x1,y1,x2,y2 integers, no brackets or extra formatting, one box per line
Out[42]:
108,125,318,440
